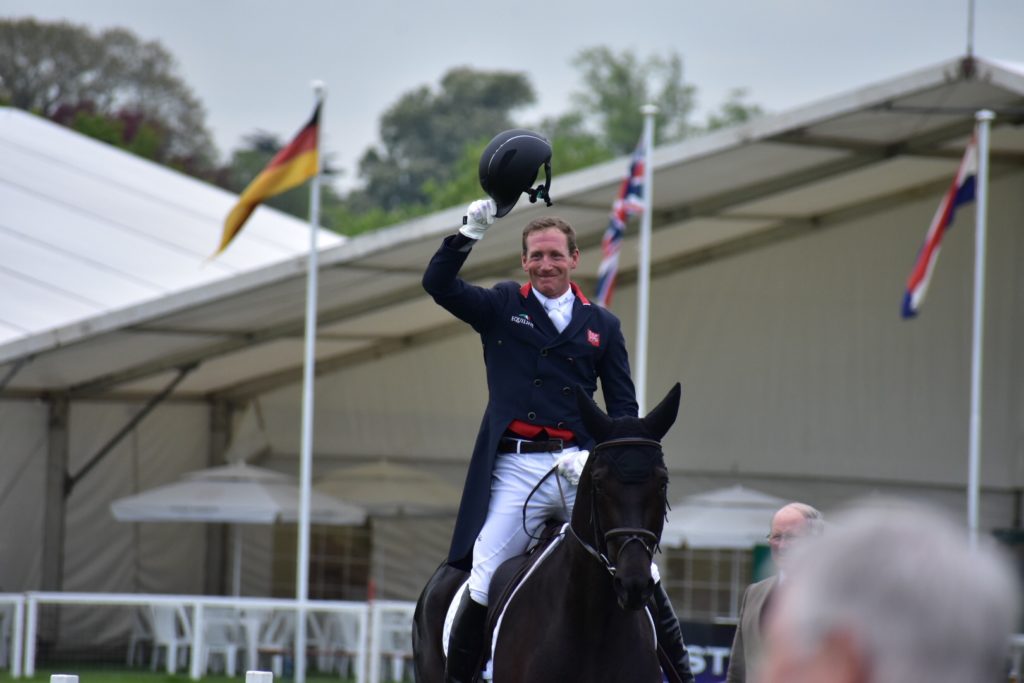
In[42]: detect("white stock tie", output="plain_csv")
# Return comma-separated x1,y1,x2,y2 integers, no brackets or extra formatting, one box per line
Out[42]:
545,299,571,333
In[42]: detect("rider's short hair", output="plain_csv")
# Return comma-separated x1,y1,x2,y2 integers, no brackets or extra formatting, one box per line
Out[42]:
522,217,578,256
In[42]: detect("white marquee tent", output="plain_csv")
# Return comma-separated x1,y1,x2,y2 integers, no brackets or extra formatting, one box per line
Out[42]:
1,55,1023,650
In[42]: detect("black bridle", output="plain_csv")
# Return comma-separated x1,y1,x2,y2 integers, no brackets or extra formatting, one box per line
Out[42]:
567,437,666,577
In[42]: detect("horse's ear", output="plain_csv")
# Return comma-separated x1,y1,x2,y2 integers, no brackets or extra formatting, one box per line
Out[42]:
575,385,614,443
641,383,682,441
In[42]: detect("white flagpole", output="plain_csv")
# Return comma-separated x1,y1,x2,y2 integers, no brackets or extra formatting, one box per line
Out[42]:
636,104,658,415
967,109,993,550
294,80,325,683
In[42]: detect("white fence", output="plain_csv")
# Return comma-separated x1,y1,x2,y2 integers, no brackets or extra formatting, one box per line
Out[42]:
5,592,416,682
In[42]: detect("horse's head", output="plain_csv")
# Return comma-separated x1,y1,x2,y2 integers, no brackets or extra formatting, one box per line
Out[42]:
572,383,681,610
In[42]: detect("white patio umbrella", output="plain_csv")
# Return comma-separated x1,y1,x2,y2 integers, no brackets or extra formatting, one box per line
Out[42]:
314,461,460,516
111,462,366,594
661,485,787,549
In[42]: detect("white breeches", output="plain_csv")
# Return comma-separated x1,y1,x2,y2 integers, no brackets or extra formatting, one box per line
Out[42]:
467,446,662,606
468,447,578,605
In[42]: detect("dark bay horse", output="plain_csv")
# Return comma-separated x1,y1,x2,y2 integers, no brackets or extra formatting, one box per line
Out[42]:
413,383,681,683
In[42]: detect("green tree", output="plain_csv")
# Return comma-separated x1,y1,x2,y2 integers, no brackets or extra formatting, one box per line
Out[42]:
569,47,697,154
353,67,536,211
536,112,617,172
704,88,765,130
0,17,215,168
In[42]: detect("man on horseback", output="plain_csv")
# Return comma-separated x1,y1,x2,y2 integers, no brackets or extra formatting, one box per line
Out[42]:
422,153,694,681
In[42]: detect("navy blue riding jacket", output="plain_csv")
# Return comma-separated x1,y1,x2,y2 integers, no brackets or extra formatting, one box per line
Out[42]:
423,234,638,570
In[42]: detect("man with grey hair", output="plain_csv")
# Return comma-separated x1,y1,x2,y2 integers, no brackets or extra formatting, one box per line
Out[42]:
726,501,824,683
759,499,1020,683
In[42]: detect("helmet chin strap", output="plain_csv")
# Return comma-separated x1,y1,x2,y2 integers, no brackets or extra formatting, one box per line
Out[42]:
526,161,554,208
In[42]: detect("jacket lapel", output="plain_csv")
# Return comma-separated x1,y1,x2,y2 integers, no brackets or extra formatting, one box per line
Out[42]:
557,296,594,343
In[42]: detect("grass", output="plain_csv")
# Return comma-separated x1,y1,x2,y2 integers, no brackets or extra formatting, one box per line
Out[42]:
7,667,355,683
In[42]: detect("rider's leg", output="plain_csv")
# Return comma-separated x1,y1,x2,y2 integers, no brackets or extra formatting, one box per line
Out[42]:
447,453,547,682
447,449,577,682
445,590,487,683
651,579,695,683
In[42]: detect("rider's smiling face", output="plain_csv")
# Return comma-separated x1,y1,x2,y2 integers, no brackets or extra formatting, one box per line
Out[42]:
521,228,580,298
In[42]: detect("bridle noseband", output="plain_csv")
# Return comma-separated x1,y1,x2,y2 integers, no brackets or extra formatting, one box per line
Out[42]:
568,437,666,577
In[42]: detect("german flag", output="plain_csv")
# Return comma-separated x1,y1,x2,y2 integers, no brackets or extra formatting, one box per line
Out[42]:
214,104,320,256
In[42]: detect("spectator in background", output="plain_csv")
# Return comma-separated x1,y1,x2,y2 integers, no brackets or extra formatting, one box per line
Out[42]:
726,502,824,683
759,499,1020,683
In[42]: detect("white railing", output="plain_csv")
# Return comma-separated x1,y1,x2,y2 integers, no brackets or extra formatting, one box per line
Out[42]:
17,592,417,683
0,594,25,678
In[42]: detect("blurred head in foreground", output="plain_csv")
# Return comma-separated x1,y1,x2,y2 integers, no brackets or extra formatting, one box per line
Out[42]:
759,499,1020,683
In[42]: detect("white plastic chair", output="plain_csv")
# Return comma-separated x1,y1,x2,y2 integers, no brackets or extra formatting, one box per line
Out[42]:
201,607,241,677
378,607,414,682
125,607,152,666
256,610,295,676
0,605,10,670
313,611,362,676
148,604,191,674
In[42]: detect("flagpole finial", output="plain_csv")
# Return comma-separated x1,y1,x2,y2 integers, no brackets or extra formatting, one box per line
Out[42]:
641,103,659,116
311,80,327,99
975,109,995,123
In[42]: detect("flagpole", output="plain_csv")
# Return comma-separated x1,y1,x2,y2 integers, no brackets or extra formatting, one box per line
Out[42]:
636,104,658,415
294,80,325,683
967,108,993,550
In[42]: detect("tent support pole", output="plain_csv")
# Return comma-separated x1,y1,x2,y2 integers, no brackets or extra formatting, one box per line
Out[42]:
205,400,233,595
40,393,69,647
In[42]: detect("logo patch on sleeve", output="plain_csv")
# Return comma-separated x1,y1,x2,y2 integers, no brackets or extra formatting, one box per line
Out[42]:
587,329,601,347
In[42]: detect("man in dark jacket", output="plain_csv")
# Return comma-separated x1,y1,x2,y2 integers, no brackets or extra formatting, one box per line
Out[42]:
422,198,693,683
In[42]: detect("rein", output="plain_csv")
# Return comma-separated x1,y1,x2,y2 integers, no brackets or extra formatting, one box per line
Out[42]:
517,437,667,577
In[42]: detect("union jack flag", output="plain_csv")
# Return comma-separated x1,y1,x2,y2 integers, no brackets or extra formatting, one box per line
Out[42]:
902,133,978,318
594,140,646,308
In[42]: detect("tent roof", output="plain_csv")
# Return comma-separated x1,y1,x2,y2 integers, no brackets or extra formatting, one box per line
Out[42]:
110,462,366,525
662,484,786,549
0,107,342,355
2,55,1023,402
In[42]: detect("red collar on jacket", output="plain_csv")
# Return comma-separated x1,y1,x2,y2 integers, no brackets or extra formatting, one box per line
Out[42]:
519,281,591,305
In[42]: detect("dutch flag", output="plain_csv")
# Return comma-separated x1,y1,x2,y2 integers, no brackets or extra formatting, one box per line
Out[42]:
901,135,979,318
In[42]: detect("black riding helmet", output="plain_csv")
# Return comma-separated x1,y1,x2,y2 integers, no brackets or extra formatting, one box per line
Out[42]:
479,129,554,217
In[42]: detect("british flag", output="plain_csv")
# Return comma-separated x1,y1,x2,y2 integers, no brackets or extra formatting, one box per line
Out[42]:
902,134,978,318
594,140,646,308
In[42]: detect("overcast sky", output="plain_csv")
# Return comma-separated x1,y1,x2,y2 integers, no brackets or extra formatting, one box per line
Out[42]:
5,0,1024,191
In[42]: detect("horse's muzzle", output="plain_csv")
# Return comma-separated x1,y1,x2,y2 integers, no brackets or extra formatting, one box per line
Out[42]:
613,573,655,610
